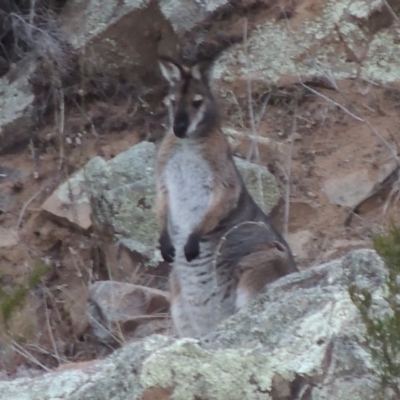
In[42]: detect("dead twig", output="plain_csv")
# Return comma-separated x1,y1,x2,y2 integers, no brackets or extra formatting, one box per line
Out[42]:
57,87,65,170
15,187,44,230
10,340,52,372
43,295,61,367
283,103,297,237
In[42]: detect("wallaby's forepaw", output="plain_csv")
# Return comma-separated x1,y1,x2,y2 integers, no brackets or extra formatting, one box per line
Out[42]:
159,231,175,263
184,232,200,262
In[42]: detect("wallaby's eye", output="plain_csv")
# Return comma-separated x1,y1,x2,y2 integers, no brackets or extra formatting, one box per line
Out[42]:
192,95,203,109
163,94,176,107
192,100,202,108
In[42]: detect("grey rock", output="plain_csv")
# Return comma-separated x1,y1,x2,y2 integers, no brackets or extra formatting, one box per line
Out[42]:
41,167,92,230
88,281,171,342
235,156,280,215
0,60,36,153
0,249,387,399
59,0,250,87
159,0,228,33
44,140,280,263
212,0,400,93
59,0,230,86
323,170,377,208
323,161,398,208
84,141,159,262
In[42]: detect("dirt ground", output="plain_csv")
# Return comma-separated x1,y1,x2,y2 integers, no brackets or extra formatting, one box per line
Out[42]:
1,10,400,378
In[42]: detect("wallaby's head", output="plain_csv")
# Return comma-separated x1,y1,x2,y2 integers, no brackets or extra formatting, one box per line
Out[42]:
158,57,218,139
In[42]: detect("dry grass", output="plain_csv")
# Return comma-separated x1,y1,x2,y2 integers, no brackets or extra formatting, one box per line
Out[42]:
7,5,70,71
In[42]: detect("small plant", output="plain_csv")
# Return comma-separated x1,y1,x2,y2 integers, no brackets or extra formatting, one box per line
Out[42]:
349,226,400,397
0,261,50,326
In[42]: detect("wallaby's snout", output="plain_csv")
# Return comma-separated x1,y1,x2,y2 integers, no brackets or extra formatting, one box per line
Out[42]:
173,109,189,138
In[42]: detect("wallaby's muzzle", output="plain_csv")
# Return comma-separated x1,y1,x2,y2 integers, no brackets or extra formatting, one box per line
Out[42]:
173,109,189,138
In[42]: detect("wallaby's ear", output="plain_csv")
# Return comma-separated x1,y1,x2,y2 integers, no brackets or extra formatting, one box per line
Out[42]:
158,57,182,85
190,61,212,82
191,64,202,81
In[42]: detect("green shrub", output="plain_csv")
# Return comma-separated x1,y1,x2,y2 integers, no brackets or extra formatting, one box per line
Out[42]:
349,226,400,397
0,261,50,325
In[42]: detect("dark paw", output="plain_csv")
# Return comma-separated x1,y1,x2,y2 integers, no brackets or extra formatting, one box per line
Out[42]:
159,231,175,263
184,232,201,262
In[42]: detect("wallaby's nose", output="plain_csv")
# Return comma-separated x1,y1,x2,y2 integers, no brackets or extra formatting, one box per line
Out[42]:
173,110,189,138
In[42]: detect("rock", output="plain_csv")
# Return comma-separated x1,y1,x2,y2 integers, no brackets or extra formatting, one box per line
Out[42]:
43,141,281,263
159,0,227,33
0,59,36,153
0,229,18,248
212,0,400,96
323,161,398,208
84,141,159,262
286,229,313,262
41,168,92,231
0,249,387,399
59,0,248,88
88,281,171,342
323,170,375,208
234,156,280,214
59,0,229,87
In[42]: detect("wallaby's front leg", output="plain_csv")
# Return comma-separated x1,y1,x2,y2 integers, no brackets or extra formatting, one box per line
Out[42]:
184,182,240,262
159,226,175,263
156,180,175,263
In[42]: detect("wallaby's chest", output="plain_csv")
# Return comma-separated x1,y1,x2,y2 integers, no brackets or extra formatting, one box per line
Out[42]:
164,144,213,237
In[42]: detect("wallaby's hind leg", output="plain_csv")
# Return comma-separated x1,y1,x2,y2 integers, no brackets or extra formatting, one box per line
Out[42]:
169,270,195,337
170,268,224,338
235,241,296,311
170,294,194,337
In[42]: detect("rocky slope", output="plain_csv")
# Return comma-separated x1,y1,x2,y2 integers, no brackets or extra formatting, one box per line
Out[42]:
0,250,387,400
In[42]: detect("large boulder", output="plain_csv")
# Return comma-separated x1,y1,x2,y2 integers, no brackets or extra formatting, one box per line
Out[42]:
59,0,231,86
42,140,281,263
0,249,387,399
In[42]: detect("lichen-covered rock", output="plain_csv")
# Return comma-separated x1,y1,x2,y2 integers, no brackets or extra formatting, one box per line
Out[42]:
212,0,400,91
235,156,280,214
45,140,280,263
59,0,230,86
0,60,36,153
83,141,160,263
41,167,92,230
0,249,387,399
59,0,178,86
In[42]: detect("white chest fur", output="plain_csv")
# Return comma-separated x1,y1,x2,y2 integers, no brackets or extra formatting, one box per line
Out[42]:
164,143,212,242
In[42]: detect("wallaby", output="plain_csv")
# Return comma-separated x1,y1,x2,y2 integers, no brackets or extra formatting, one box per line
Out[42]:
156,56,298,338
